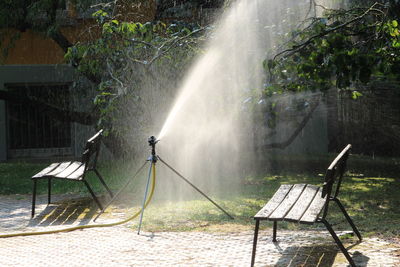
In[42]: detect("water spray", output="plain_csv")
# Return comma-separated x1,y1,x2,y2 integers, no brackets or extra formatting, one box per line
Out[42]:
0,0,328,239
96,135,234,235
136,135,234,233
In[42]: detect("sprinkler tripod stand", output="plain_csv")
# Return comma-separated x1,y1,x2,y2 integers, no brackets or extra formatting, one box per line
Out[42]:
94,136,234,234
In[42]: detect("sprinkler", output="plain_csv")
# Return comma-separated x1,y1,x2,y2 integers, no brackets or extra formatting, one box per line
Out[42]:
137,135,159,234
147,136,158,163
97,135,234,234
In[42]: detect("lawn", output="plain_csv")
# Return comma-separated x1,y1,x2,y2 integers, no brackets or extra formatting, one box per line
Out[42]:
0,154,399,238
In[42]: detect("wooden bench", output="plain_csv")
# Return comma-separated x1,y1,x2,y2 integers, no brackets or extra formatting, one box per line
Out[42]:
251,144,362,267
31,129,114,217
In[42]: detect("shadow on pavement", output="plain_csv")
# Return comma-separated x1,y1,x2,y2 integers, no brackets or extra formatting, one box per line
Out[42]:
273,242,369,267
28,197,98,227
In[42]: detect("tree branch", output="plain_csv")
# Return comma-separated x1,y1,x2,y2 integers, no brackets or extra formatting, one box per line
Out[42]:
273,2,381,61
49,29,102,84
147,27,204,67
262,95,320,150
49,30,73,53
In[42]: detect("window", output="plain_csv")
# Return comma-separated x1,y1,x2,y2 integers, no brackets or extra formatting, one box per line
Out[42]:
6,84,72,157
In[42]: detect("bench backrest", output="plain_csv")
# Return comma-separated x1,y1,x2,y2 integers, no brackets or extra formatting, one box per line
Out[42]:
81,129,103,173
321,144,351,218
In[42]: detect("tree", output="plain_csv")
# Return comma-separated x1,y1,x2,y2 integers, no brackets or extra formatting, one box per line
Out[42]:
2,0,399,156
0,0,205,156
258,0,400,151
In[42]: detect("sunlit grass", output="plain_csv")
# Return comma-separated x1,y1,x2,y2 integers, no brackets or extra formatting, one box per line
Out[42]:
0,156,399,237
96,172,400,238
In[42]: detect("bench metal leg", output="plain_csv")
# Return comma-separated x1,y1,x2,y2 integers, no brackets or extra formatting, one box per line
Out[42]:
251,219,260,267
272,221,277,242
333,198,362,241
32,180,37,218
93,169,114,198
48,178,52,204
83,180,103,210
321,219,356,267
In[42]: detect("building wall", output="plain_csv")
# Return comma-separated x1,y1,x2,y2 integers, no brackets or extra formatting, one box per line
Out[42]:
3,20,102,65
2,0,157,65
3,29,66,65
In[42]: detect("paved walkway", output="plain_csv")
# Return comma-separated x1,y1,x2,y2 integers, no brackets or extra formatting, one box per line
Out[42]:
0,194,399,267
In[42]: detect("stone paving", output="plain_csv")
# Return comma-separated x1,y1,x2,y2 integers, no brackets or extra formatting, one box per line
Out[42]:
0,194,399,267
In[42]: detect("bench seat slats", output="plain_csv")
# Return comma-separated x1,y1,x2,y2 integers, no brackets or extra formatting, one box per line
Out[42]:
284,184,320,222
32,162,86,181
32,163,61,178
54,162,85,180
254,184,327,224
63,164,86,180
42,162,74,177
300,188,327,224
254,184,293,219
268,184,307,220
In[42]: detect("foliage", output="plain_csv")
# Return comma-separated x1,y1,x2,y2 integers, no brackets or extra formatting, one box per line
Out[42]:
264,1,400,96
253,1,400,146
0,0,205,156
65,7,203,155
0,0,64,30
0,0,93,51
0,0,64,62
2,0,399,156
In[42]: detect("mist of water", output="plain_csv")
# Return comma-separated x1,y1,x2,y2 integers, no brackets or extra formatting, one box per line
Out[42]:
144,0,341,200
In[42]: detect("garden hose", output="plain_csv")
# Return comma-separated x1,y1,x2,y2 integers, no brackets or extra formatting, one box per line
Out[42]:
0,164,156,239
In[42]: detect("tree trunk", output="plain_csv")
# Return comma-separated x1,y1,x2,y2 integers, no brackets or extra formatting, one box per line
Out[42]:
262,96,321,150
327,88,339,152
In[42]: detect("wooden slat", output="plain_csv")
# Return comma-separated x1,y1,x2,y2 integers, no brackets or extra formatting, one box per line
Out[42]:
54,161,84,179
87,129,102,143
44,162,73,176
284,184,319,222
32,163,61,179
268,184,307,220
254,184,293,219
327,144,351,171
300,187,327,224
65,164,86,180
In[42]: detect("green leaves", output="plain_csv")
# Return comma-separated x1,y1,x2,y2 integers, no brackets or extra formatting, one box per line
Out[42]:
62,5,204,143
264,3,400,101
92,9,109,24
384,19,400,47
351,91,363,100
264,59,276,70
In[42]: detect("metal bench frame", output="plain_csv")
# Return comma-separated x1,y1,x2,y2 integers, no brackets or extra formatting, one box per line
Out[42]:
251,144,362,267
31,130,114,217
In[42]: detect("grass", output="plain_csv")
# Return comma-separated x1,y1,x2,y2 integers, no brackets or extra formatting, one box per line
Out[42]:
0,154,399,238
117,173,399,239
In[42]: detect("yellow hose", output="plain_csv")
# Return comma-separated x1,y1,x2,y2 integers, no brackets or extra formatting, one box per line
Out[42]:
0,164,156,238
